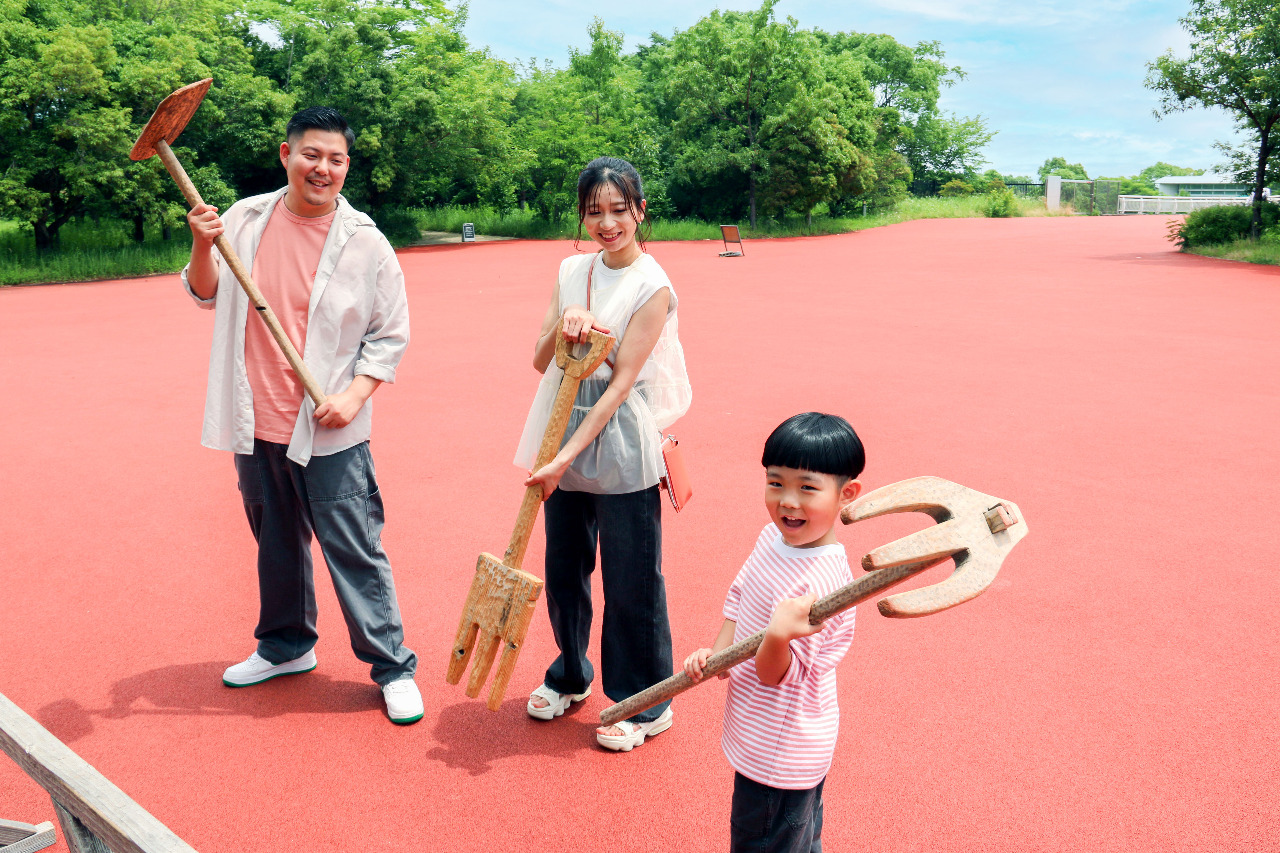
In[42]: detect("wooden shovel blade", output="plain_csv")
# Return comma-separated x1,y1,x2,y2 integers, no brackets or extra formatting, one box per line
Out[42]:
447,553,544,711
130,78,213,161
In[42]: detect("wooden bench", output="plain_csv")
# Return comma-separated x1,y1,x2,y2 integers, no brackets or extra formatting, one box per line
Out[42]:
0,690,198,853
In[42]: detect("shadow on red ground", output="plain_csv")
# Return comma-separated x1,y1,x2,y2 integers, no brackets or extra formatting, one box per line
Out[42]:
2,216,1278,851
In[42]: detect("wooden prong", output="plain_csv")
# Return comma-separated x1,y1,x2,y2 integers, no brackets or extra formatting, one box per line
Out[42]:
861,519,965,572
465,631,501,699
446,621,478,685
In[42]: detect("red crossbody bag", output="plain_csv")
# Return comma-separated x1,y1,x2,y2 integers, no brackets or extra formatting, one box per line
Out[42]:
587,254,692,513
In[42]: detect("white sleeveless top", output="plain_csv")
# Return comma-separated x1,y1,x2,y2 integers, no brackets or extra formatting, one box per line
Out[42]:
514,252,692,494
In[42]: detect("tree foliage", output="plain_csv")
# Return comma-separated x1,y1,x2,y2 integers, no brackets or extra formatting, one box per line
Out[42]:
1147,0,1280,238
1038,156,1089,182
0,0,992,245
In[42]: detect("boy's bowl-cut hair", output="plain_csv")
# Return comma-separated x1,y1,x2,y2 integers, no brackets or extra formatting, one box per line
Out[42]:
762,412,865,480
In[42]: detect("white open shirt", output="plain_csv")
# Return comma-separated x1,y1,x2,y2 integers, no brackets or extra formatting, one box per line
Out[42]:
181,188,410,466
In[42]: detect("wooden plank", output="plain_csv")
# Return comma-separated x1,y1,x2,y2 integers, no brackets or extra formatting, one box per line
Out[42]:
0,819,57,853
0,818,55,851
0,691,198,853
52,802,110,853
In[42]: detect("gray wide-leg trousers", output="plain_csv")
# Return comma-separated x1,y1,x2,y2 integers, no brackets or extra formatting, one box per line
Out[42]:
233,439,417,686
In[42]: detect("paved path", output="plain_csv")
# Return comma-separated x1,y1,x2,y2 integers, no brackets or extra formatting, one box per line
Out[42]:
1,215,1276,851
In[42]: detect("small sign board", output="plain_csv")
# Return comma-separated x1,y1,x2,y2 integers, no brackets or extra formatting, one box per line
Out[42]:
719,224,744,257
461,223,476,242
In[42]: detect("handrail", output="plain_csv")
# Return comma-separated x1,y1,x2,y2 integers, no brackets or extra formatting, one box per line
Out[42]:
0,690,197,853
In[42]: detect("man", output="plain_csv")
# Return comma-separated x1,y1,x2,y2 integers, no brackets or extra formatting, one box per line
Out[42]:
183,106,421,724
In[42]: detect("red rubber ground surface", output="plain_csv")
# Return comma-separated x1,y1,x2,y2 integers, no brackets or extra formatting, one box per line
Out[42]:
2,216,1277,851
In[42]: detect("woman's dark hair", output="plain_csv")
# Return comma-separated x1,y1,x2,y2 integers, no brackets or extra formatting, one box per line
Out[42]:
762,412,865,481
286,106,356,153
575,156,652,249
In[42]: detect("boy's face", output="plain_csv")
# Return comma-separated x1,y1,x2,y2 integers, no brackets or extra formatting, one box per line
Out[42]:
765,466,861,549
279,129,350,217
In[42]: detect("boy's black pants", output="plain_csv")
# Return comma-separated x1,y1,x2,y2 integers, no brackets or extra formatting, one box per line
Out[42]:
730,773,825,853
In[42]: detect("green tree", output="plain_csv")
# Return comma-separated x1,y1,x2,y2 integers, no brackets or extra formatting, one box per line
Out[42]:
898,111,994,187
816,33,991,193
648,0,876,227
1147,0,1280,238
508,18,654,221
246,0,519,219
0,0,285,247
1139,162,1202,184
1038,156,1089,182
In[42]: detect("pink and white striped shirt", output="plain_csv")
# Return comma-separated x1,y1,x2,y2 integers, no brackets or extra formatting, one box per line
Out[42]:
721,524,856,789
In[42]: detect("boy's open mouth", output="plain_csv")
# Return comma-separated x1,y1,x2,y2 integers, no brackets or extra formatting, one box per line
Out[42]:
780,516,805,529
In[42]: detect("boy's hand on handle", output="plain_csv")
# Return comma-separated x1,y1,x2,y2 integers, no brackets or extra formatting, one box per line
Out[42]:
186,203,223,247
684,648,730,682
524,457,569,501
683,648,711,681
766,593,823,643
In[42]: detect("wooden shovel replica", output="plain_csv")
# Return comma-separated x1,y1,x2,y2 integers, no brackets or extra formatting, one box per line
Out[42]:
448,330,615,710
600,476,1028,726
130,78,326,406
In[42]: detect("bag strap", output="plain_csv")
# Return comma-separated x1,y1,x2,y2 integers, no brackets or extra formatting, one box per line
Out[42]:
587,252,615,370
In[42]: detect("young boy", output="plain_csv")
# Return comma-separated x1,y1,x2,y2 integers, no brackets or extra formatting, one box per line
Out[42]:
684,412,864,851
182,106,421,725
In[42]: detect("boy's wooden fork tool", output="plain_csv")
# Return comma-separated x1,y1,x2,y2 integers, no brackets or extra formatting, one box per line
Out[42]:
600,476,1027,725
447,330,615,710
130,78,326,406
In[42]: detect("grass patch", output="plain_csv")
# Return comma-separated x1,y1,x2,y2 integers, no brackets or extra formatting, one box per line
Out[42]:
0,219,191,286
412,195,1054,243
3,194,1059,286
1183,238,1280,266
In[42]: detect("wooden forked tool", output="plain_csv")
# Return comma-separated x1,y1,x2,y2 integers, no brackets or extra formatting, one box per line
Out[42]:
447,330,615,710
600,476,1028,726
129,78,326,406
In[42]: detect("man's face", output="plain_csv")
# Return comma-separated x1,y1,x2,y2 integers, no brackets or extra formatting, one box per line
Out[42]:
279,129,350,216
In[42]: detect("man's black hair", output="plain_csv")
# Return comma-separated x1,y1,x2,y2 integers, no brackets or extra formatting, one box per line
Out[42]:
762,412,865,480
286,106,356,153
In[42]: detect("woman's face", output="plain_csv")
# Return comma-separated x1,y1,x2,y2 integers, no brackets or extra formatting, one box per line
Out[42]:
582,182,645,264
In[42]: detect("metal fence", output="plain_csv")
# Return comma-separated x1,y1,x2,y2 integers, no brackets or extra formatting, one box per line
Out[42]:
1005,182,1044,198
1059,179,1121,215
1118,195,1252,214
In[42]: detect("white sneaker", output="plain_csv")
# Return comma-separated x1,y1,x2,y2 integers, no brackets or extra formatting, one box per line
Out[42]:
222,650,317,687
382,678,423,725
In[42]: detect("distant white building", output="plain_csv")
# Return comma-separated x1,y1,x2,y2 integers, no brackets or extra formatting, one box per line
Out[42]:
1153,173,1255,197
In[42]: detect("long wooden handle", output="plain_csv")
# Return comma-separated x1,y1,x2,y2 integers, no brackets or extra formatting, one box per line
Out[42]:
503,330,615,570
598,557,944,726
156,139,327,407
502,370,586,570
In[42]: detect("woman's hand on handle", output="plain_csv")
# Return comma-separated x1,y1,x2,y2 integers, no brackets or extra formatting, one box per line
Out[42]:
525,457,569,501
559,306,598,343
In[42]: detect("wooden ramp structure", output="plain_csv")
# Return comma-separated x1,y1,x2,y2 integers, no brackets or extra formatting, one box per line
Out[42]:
0,690,197,853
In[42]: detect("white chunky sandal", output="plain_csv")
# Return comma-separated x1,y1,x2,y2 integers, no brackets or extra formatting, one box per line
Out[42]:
596,706,673,752
527,683,591,720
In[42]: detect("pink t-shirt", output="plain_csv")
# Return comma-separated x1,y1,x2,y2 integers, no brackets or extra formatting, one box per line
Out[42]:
245,199,334,443
721,524,856,789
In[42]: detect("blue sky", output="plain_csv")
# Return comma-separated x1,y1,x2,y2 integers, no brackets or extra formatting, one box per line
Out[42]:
455,0,1244,180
